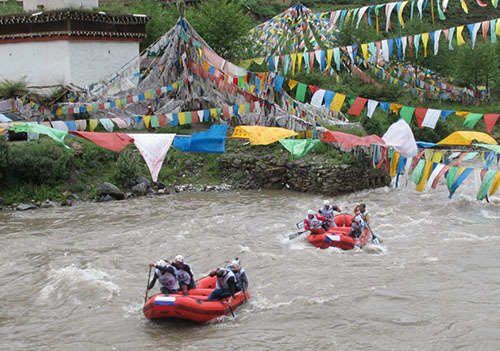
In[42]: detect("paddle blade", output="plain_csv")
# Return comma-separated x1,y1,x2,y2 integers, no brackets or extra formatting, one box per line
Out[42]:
288,231,306,240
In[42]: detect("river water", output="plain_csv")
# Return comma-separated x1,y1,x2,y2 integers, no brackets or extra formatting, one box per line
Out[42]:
1,180,499,350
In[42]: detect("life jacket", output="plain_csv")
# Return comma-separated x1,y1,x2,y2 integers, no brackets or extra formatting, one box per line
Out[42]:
215,269,236,289
319,206,335,220
359,209,370,222
155,266,179,291
305,214,322,229
176,270,191,285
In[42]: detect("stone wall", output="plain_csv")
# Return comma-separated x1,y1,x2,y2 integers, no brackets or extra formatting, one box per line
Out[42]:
218,153,391,195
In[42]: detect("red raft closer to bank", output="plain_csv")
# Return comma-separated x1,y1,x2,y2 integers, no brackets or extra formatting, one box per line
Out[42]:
143,275,250,322
307,214,371,250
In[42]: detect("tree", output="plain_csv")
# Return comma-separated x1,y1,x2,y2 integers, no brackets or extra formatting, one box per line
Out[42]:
454,42,499,91
186,0,254,61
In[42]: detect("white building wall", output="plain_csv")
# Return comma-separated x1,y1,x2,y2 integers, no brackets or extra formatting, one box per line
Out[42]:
0,40,71,87
23,0,99,11
0,39,139,89
67,40,139,88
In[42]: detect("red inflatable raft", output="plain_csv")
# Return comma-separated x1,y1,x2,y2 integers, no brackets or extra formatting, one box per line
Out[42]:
307,214,371,250
143,275,250,322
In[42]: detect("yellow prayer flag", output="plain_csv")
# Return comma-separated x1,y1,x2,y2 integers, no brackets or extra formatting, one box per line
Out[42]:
457,26,466,45
291,53,297,75
178,112,186,125
0,128,4,134
115,99,122,108
210,108,217,118
231,126,297,145
202,61,210,71
172,82,178,89
239,104,245,115
86,105,93,112
389,103,403,114
496,19,500,35
326,49,333,71
249,85,255,94
56,108,62,115
390,152,400,177
432,151,443,163
143,115,151,128
424,149,435,160
460,0,469,13
398,1,408,28
144,91,151,99
361,43,369,65
489,171,500,196
421,32,430,57
416,160,433,192
330,93,346,112
89,119,98,132
455,111,470,118
297,52,303,73
288,79,298,90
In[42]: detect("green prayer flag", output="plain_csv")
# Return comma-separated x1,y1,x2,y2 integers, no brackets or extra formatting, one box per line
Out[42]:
477,169,497,200
10,123,69,149
463,113,484,128
446,166,459,191
347,95,356,106
185,111,192,124
400,106,416,124
410,159,425,184
473,143,500,153
279,139,319,160
238,77,244,89
150,115,160,128
296,83,307,102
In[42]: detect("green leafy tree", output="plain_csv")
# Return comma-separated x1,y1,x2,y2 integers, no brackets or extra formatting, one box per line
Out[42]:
454,42,499,94
186,0,254,60
0,0,22,15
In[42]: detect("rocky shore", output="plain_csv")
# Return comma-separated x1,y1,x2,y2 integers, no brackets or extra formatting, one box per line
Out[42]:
1,144,391,211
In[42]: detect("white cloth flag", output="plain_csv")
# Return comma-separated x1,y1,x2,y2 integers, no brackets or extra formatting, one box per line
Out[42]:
311,89,326,107
385,2,397,32
417,0,425,18
128,133,176,182
100,118,115,132
111,118,127,129
381,40,390,62
401,36,407,60
366,100,379,118
382,119,417,157
471,22,481,49
434,30,442,55
356,6,370,29
425,163,445,191
51,120,68,132
422,108,441,129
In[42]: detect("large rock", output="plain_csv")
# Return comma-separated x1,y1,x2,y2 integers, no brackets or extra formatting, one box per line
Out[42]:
136,176,151,189
40,200,57,208
99,182,125,200
131,183,148,196
16,203,37,211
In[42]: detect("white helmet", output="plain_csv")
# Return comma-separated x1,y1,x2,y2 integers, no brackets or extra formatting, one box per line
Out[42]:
323,200,330,206
307,209,315,215
230,259,240,268
175,255,184,263
354,216,361,222
156,260,167,268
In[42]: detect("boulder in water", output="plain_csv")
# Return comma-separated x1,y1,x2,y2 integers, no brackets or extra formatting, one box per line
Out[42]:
99,182,125,200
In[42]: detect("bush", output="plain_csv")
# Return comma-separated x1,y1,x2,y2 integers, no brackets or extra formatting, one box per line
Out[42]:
0,136,8,182
115,148,142,185
8,139,73,185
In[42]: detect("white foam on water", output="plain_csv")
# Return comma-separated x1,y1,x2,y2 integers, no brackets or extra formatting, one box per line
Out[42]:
38,265,120,304
363,243,387,255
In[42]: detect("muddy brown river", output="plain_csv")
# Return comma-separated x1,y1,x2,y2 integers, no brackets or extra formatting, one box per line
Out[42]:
1,182,499,350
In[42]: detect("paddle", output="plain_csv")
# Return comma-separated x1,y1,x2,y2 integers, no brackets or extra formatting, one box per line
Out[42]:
144,264,153,303
288,230,308,240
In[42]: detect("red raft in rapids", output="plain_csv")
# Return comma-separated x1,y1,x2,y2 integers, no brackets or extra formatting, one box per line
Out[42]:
143,275,250,322
307,214,371,250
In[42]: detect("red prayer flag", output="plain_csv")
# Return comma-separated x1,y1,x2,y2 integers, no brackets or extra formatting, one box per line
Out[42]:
157,115,166,127
484,114,500,133
321,130,385,149
309,85,319,94
69,131,134,152
414,107,428,129
347,97,368,116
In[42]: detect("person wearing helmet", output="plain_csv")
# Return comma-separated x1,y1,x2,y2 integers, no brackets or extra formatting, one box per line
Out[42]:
318,200,342,228
146,260,180,295
207,267,240,301
304,209,329,235
348,215,366,238
167,254,195,295
226,258,248,291
354,203,370,225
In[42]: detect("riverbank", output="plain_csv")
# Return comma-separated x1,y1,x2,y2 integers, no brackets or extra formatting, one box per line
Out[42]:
0,134,391,210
